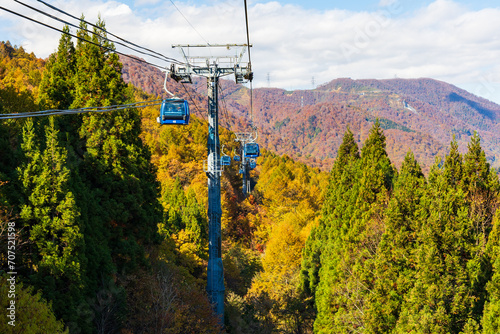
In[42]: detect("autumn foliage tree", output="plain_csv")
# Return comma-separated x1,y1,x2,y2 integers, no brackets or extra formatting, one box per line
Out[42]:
3,17,500,334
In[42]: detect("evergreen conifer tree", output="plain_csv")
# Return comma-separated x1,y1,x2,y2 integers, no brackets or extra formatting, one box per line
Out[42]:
300,127,360,299
396,136,498,333
38,25,75,110
482,210,500,333
364,151,427,332
18,117,84,325
462,133,500,327
28,17,162,331
70,16,161,276
313,121,394,333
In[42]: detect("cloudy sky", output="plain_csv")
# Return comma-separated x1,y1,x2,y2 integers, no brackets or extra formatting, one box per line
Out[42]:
1,0,500,104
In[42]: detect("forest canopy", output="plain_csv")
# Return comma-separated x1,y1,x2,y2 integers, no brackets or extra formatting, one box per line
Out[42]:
1,19,500,334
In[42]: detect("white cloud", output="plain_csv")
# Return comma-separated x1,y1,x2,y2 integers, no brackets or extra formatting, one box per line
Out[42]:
378,0,398,7
134,0,161,6
2,0,500,103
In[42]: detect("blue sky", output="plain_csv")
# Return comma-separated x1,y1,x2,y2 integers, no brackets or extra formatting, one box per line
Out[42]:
1,0,500,104
121,0,496,12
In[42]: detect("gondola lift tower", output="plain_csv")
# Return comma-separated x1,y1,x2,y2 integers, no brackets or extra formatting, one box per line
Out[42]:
170,44,252,322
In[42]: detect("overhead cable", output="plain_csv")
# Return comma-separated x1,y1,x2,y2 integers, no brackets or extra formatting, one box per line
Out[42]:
0,100,163,120
180,83,204,115
36,0,183,66
14,0,181,66
0,5,173,70
169,0,211,46
243,0,252,66
218,81,233,131
243,0,255,129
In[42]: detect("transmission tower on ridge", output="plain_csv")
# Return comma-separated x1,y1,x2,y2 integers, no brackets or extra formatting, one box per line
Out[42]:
170,44,252,322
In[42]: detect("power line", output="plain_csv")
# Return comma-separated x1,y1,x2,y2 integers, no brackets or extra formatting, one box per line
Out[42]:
0,5,172,70
36,0,183,66
243,0,255,129
180,82,204,116
169,0,211,46
14,0,180,66
243,0,252,65
217,82,231,129
0,100,163,120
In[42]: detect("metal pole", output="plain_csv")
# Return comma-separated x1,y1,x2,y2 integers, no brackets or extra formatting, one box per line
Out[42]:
170,44,251,324
242,141,247,195
206,71,224,322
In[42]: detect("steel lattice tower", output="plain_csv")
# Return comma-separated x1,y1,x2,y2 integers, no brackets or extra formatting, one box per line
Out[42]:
171,44,251,323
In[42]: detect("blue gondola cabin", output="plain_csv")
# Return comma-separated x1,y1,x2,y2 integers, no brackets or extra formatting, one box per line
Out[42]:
157,99,190,125
244,143,260,158
234,155,241,162
249,160,256,169
221,156,231,166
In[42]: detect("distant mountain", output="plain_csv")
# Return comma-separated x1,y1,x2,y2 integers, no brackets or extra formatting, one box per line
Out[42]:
120,56,500,172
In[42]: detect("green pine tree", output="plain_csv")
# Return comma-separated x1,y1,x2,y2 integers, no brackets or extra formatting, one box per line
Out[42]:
300,126,360,298
0,277,68,333
482,210,500,333
70,16,161,275
462,133,500,327
20,18,162,331
364,151,427,333
18,117,84,325
396,135,499,333
38,25,75,110
313,121,394,333
395,140,466,333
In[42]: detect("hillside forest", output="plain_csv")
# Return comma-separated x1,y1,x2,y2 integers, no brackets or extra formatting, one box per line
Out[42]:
1,21,500,334
120,56,500,175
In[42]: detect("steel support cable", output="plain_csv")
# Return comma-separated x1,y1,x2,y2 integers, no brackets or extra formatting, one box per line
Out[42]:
214,78,220,165
0,103,163,120
219,82,241,149
0,100,163,120
0,5,173,70
243,0,252,65
0,103,163,119
0,99,163,117
168,0,210,46
220,90,231,131
14,0,180,66
249,80,254,128
181,80,231,134
243,0,255,130
180,83,204,115
217,81,232,131
36,0,186,66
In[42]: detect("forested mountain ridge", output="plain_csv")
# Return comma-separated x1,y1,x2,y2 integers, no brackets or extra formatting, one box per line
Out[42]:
120,55,500,173
1,38,328,333
2,30,500,334
0,37,221,332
